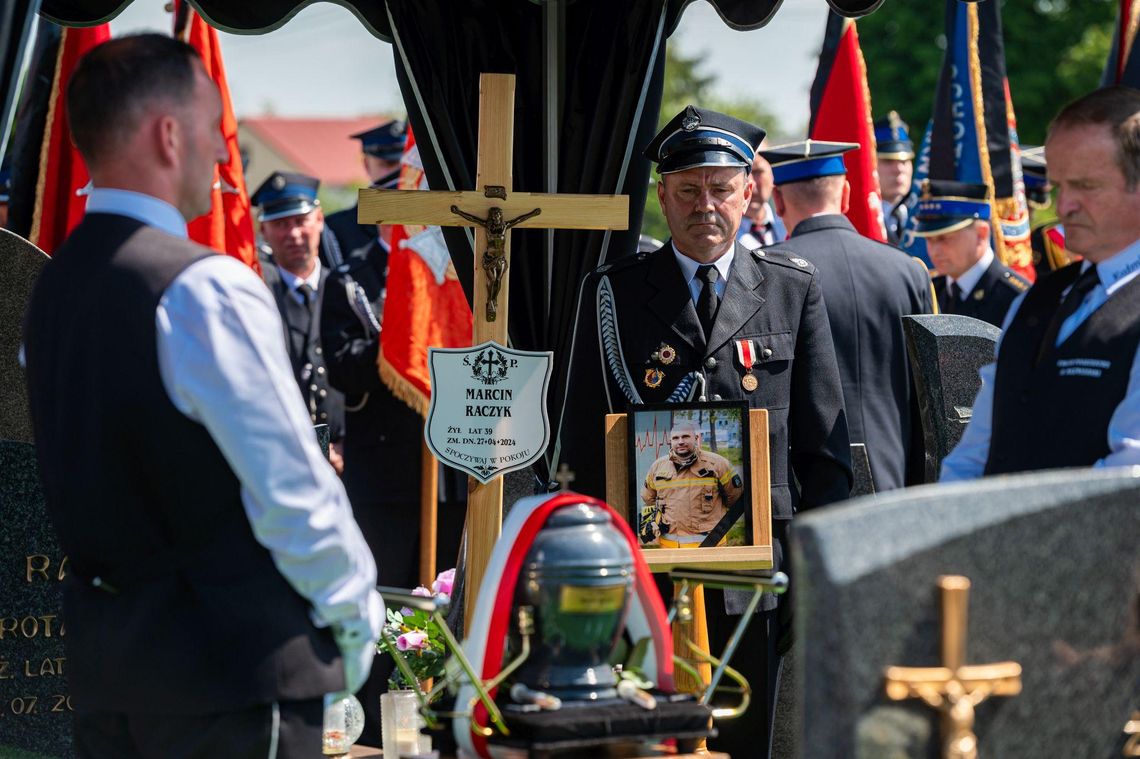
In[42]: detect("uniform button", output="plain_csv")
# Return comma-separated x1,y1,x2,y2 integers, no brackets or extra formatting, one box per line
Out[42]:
317,366,326,375
711,394,723,401
320,412,327,420
705,357,717,370
315,346,322,355
310,384,319,392
304,362,313,371
762,348,773,359
319,389,328,398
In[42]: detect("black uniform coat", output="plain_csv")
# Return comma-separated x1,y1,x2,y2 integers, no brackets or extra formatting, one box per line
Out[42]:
776,214,933,490
325,204,375,260
933,256,1029,328
565,239,853,518
262,261,345,440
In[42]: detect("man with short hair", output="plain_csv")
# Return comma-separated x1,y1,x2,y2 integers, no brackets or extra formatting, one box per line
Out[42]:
737,147,785,248
639,420,743,546
875,111,916,245
253,171,345,472
942,86,1140,480
567,105,851,759
915,179,1029,328
22,34,382,758
764,140,933,491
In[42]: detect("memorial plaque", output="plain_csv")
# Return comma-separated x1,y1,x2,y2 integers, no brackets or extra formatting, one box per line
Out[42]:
425,341,553,484
0,228,49,444
902,314,1000,483
0,441,73,758
791,468,1140,758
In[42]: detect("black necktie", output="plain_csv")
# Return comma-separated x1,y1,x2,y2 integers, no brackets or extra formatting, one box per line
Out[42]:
1037,264,1099,365
696,264,720,337
297,283,314,309
946,281,961,312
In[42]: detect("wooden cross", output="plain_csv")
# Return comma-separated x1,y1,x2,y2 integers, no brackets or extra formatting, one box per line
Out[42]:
554,463,576,492
357,73,628,626
884,575,1022,759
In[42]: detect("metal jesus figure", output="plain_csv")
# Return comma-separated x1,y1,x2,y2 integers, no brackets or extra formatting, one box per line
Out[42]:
449,204,541,321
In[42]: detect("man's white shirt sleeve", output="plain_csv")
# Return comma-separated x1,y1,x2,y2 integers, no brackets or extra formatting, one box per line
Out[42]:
155,254,381,630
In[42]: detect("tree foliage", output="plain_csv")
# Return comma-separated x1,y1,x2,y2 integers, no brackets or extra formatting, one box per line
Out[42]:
858,0,1117,147
641,46,784,242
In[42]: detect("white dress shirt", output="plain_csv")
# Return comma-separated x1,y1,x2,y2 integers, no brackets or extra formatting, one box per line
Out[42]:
673,242,734,303
948,247,995,299
86,188,382,636
941,237,1140,481
276,259,322,305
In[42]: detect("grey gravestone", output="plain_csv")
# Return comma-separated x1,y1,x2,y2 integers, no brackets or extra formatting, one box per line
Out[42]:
0,229,49,444
791,467,1140,758
850,443,875,497
902,314,1000,483
0,441,72,758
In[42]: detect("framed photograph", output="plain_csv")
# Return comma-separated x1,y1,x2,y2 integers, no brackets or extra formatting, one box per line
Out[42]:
627,401,753,551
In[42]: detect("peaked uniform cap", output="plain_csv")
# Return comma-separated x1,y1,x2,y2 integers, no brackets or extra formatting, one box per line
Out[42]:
1020,146,1049,191
760,140,858,185
251,171,321,222
645,105,766,175
874,111,915,160
912,178,991,237
350,119,407,160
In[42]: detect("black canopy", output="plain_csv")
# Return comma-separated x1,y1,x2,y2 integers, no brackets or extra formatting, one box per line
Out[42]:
25,0,888,477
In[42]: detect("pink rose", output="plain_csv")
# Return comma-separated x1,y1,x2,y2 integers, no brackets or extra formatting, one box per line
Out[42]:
411,585,432,597
432,568,456,597
396,631,428,651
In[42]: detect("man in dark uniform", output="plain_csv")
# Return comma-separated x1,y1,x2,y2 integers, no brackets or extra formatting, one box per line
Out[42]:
252,171,346,471
22,34,380,758
917,179,1029,328
764,140,933,491
325,119,406,258
564,105,852,759
942,86,1140,480
875,111,916,246
736,145,785,248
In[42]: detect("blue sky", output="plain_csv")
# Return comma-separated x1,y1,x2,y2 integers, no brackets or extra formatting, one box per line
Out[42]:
110,1,829,134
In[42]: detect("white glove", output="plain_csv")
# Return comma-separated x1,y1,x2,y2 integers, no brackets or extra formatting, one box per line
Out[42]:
333,589,384,694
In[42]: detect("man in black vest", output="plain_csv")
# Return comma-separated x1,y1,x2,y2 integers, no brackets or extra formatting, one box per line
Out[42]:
252,171,346,472
764,140,934,491
564,105,852,759
21,35,382,758
941,86,1140,481
916,179,1029,328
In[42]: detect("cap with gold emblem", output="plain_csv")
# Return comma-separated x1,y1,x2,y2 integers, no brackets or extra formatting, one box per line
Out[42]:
874,111,915,160
644,105,766,175
251,171,320,222
912,179,991,237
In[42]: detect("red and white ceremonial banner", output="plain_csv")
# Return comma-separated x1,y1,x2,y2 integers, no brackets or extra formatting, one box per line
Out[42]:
175,3,260,273
29,24,109,255
379,126,474,415
453,492,674,758
808,13,887,243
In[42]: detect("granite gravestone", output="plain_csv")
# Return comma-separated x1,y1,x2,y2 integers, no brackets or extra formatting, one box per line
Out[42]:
0,228,49,444
902,314,1000,483
791,467,1140,758
0,441,72,758
850,443,875,497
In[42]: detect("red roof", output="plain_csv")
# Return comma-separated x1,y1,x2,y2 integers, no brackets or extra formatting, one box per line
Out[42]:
240,115,394,186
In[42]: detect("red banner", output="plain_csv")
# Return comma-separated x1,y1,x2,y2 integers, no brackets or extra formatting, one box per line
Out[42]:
808,16,887,242
177,4,260,273
29,25,109,254
379,127,473,416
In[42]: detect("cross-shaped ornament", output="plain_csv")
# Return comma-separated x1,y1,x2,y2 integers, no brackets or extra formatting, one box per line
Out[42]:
554,463,576,492
357,73,628,626
884,575,1022,759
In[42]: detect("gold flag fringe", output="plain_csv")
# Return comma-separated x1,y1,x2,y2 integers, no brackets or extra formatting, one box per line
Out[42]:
379,353,430,418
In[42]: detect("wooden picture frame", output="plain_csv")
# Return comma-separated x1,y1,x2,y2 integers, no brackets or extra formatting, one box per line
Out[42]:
605,407,772,571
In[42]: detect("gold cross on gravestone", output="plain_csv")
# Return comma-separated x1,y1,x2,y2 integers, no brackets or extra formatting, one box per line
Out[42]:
884,575,1023,759
358,73,628,626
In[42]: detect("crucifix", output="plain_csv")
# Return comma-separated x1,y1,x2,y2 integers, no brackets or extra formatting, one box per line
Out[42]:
358,73,628,626
884,575,1023,759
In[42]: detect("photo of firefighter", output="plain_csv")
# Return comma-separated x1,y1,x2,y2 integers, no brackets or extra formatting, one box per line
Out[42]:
629,402,750,549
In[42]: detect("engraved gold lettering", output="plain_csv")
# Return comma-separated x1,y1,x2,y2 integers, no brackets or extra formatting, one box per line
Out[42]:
19,617,37,638
0,659,11,680
0,618,16,640
57,555,68,581
25,555,50,582
50,694,73,713
9,696,37,715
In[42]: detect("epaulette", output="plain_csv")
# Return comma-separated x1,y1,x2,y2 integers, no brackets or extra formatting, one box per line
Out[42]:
595,251,649,276
1002,269,1030,292
753,246,817,275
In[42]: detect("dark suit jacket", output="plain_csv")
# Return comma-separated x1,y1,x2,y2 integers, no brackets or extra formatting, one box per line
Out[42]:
778,214,933,490
565,239,853,522
933,256,1029,328
325,205,375,259
262,262,345,440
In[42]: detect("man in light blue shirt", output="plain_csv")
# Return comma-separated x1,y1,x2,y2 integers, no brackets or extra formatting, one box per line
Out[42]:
942,86,1140,480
